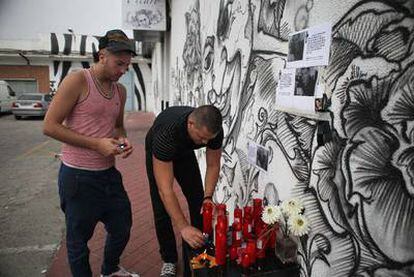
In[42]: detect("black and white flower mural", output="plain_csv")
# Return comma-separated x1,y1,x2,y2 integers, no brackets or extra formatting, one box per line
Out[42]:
170,0,414,276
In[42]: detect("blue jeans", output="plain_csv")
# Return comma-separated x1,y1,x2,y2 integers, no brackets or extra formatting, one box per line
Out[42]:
58,163,132,277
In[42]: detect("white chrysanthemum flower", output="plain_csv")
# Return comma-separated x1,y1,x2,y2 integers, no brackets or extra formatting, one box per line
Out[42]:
288,214,310,237
281,198,304,217
261,205,282,225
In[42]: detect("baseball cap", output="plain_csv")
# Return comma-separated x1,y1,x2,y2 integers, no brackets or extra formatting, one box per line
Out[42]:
98,29,137,56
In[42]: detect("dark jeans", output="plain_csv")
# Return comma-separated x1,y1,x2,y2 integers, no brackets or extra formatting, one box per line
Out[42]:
145,150,203,276
58,163,132,277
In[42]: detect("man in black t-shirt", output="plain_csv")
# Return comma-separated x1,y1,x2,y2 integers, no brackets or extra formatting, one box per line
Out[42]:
145,105,223,277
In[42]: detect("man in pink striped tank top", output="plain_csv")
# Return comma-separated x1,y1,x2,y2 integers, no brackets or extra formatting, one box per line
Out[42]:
44,30,139,277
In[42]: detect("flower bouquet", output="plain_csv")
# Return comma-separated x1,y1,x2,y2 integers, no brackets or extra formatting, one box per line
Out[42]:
261,198,310,264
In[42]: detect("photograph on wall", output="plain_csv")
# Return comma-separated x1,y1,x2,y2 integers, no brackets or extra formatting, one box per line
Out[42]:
294,67,318,97
256,145,269,171
287,31,307,62
286,24,332,68
315,93,329,112
247,141,269,172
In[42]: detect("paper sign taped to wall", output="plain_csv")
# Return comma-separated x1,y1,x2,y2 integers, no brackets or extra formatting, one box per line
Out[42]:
286,24,332,68
247,141,270,172
276,67,323,114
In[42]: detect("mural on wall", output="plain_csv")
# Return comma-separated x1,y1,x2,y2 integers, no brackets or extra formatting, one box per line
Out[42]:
171,0,205,107
49,32,147,110
171,0,414,276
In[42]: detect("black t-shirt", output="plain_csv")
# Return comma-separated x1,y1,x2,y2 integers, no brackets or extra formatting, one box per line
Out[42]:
145,106,224,161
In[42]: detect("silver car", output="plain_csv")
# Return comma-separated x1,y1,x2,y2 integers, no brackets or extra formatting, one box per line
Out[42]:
12,93,52,120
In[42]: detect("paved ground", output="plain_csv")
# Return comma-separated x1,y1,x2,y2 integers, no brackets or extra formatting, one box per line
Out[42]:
0,114,63,276
45,112,188,277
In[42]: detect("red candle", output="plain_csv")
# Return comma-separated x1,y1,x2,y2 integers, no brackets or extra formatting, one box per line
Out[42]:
246,239,256,265
254,217,264,237
253,198,262,217
253,198,263,235
216,203,227,217
234,207,242,224
232,221,242,246
202,202,213,235
229,245,238,261
260,221,269,250
256,236,266,259
242,213,253,239
241,252,251,268
215,226,227,265
243,206,253,217
216,214,228,233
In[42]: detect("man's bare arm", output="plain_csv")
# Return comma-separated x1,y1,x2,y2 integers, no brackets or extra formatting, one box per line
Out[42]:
204,148,222,198
152,156,204,248
114,83,127,138
114,84,133,158
153,156,189,230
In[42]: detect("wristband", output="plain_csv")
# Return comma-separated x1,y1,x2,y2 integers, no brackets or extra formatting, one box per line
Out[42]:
203,196,213,201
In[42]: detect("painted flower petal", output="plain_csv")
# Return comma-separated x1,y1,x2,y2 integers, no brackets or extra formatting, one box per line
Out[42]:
346,127,414,262
333,3,403,51
382,65,414,127
275,113,313,181
367,17,414,63
342,77,392,138
310,139,352,234
394,146,414,197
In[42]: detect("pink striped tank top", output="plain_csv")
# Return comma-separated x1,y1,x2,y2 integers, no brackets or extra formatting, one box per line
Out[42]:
61,69,121,170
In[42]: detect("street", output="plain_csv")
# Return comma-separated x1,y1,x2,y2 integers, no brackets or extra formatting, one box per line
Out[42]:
0,113,64,276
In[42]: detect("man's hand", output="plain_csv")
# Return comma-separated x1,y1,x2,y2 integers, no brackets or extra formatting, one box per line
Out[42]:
95,138,122,157
118,137,134,158
180,226,205,249
200,198,215,214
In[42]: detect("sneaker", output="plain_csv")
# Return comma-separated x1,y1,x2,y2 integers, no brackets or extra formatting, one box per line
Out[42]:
160,262,176,277
100,266,140,277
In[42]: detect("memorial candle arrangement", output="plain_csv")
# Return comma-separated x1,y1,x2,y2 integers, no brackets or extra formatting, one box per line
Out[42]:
201,198,273,270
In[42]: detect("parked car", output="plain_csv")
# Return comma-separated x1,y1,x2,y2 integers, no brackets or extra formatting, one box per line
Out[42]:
0,80,16,113
12,93,52,119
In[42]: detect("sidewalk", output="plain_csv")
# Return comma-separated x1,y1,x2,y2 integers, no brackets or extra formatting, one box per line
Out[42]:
46,112,188,277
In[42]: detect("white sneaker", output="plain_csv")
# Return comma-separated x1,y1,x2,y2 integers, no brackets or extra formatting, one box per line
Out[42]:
160,262,176,277
100,266,140,277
